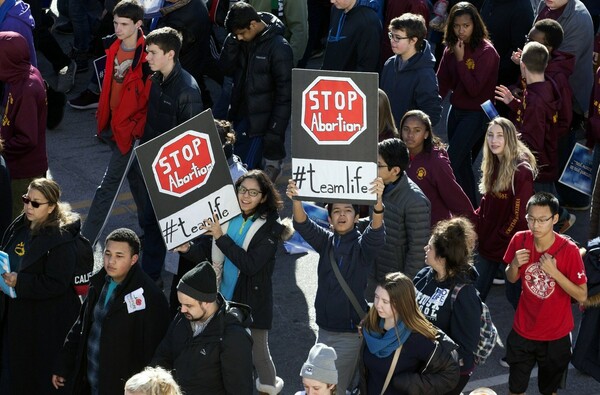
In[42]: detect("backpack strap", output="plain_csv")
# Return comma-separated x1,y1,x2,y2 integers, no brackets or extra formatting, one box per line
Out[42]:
450,283,467,310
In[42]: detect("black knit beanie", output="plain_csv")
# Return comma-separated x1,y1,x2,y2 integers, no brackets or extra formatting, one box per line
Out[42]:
177,261,217,302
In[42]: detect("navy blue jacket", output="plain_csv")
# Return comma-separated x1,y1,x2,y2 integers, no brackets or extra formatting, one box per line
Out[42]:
294,218,385,332
380,40,442,126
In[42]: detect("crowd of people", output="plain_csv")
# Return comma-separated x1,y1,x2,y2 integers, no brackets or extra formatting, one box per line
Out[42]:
0,0,600,394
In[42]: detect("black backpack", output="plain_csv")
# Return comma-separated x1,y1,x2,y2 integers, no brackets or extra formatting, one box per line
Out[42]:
72,234,94,297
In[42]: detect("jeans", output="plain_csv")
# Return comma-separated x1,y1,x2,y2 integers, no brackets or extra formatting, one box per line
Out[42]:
475,254,521,309
81,134,146,246
447,107,488,207
69,0,96,52
234,117,264,170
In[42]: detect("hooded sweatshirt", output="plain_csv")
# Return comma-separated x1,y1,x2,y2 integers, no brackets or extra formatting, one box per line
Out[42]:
0,31,47,179
0,0,36,67
509,78,561,182
322,3,382,72
380,40,442,126
545,50,575,138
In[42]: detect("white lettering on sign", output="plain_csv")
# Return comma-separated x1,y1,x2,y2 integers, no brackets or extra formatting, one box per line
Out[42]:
311,113,362,132
308,90,358,111
158,138,203,174
168,162,214,191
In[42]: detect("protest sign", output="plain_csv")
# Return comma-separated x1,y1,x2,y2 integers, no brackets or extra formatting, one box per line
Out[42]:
135,110,241,250
558,143,594,196
292,69,378,205
93,55,106,91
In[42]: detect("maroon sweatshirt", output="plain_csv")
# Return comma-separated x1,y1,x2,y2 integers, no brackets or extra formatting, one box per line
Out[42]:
0,31,47,179
546,50,574,138
509,79,561,182
437,39,499,111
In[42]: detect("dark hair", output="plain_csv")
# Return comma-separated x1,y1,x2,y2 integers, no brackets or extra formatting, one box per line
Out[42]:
521,41,549,74
443,2,489,50
215,119,236,159
112,0,144,23
27,178,78,233
146,26,183,60
225,2,261,33
389,13,427,51
533,19,564,50
378,138,409,175
378,89,398,140
430,217,477,280
105,228,141,256
326,203,359,217
526,192,559,216
399,110,445,153
235,169,283,219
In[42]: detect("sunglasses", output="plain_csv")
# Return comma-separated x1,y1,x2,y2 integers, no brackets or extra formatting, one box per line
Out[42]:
22,195,50,209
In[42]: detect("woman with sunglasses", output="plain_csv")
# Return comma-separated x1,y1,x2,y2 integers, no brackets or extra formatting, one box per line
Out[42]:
176,169,292,395
0,178,83,394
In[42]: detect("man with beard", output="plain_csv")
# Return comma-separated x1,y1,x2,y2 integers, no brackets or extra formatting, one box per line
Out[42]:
152,261,254,395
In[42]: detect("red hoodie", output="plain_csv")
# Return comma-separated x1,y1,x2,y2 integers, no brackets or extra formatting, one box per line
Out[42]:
509,78,561,182
0,31,47,179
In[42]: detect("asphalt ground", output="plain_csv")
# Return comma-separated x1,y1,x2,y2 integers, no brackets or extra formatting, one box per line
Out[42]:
37,17,600,394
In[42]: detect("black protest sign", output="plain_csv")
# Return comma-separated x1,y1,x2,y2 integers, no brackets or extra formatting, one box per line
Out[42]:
291,69,379,205
135,109,241,249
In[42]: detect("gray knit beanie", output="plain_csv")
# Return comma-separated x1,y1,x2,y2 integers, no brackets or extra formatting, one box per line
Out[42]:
300,343,338,384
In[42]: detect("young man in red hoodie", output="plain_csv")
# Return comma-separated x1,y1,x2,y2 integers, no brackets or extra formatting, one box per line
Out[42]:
81,0,151,246
497,41,574,232
0,31,47,219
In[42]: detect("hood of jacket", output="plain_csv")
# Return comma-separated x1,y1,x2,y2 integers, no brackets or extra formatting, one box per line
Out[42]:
394,39,435,72
0,31,31,82
257,12,285,42
546,50,575,78
2,0,35,30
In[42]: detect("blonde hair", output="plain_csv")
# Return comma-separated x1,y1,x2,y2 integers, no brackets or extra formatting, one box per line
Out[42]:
26,178,78,234
363,272,437,340
479,117,537,194
124,367,182,395
378,89,399,139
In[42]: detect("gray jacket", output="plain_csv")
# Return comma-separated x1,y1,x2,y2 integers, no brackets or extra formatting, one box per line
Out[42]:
536,0,593,112
367,174,431,281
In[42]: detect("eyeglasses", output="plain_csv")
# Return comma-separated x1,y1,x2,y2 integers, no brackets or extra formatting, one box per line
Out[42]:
388,32,411,43
22,195,50,209
237,186,262,197
525,215,553,225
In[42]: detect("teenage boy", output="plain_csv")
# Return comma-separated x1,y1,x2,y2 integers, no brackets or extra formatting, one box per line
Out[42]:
81,0,150,246
496,41,574,232
53,228,170,395
286,177,385,394
220,2,293,181
503,192,587,395
380,13,442,126
137,26,203,283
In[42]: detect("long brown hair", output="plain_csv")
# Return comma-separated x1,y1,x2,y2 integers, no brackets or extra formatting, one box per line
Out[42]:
363,272,436,340
378,89,398,140
443,2,490,50
430,217,476,280
26,178,77,233
479,117,537,194
234,170,283,219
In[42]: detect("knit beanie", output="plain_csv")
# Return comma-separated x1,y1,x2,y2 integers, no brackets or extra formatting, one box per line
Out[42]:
177,261,217,302
300,343,338,385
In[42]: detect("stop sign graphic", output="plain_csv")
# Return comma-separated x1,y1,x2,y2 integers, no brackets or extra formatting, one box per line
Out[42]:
152,131,215,197
301,76,367,145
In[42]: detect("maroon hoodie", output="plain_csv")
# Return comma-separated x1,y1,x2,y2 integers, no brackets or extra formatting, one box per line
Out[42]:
546,50,574,138
509,78,561,182
0,31,47,179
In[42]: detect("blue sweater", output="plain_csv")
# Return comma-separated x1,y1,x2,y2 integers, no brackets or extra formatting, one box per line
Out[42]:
294,217,385,332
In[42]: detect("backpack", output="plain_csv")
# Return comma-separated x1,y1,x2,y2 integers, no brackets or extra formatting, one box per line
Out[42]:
206,0,230,27
72,234,94,297
450,284,498,365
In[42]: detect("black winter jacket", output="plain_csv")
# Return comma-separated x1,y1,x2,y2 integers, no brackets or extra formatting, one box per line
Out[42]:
219,12,292,159
182,211,291,329
152,294,254,395
141,62,203,144
0,215,81,395
53,264,170,395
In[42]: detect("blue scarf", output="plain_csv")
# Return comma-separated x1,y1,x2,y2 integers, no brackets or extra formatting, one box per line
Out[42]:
220,215,254,300
363,319,412,358
0,0,16,26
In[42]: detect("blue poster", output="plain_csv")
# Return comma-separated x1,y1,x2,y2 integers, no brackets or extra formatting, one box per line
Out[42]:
93,55,107,91
0,251,16,298
558,143,594,196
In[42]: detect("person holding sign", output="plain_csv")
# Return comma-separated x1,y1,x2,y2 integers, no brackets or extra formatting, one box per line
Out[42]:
176,170,292,395
0,178,82,395
287,176,385,394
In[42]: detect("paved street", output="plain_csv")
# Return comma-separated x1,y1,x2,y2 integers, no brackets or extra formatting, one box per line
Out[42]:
37,31,600,395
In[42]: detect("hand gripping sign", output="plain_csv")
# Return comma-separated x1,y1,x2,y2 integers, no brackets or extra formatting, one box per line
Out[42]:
292,69,378,205
136,110,241,250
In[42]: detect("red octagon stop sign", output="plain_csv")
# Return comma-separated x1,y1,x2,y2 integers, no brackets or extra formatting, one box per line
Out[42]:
301,76,367,145
152,131,215,197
